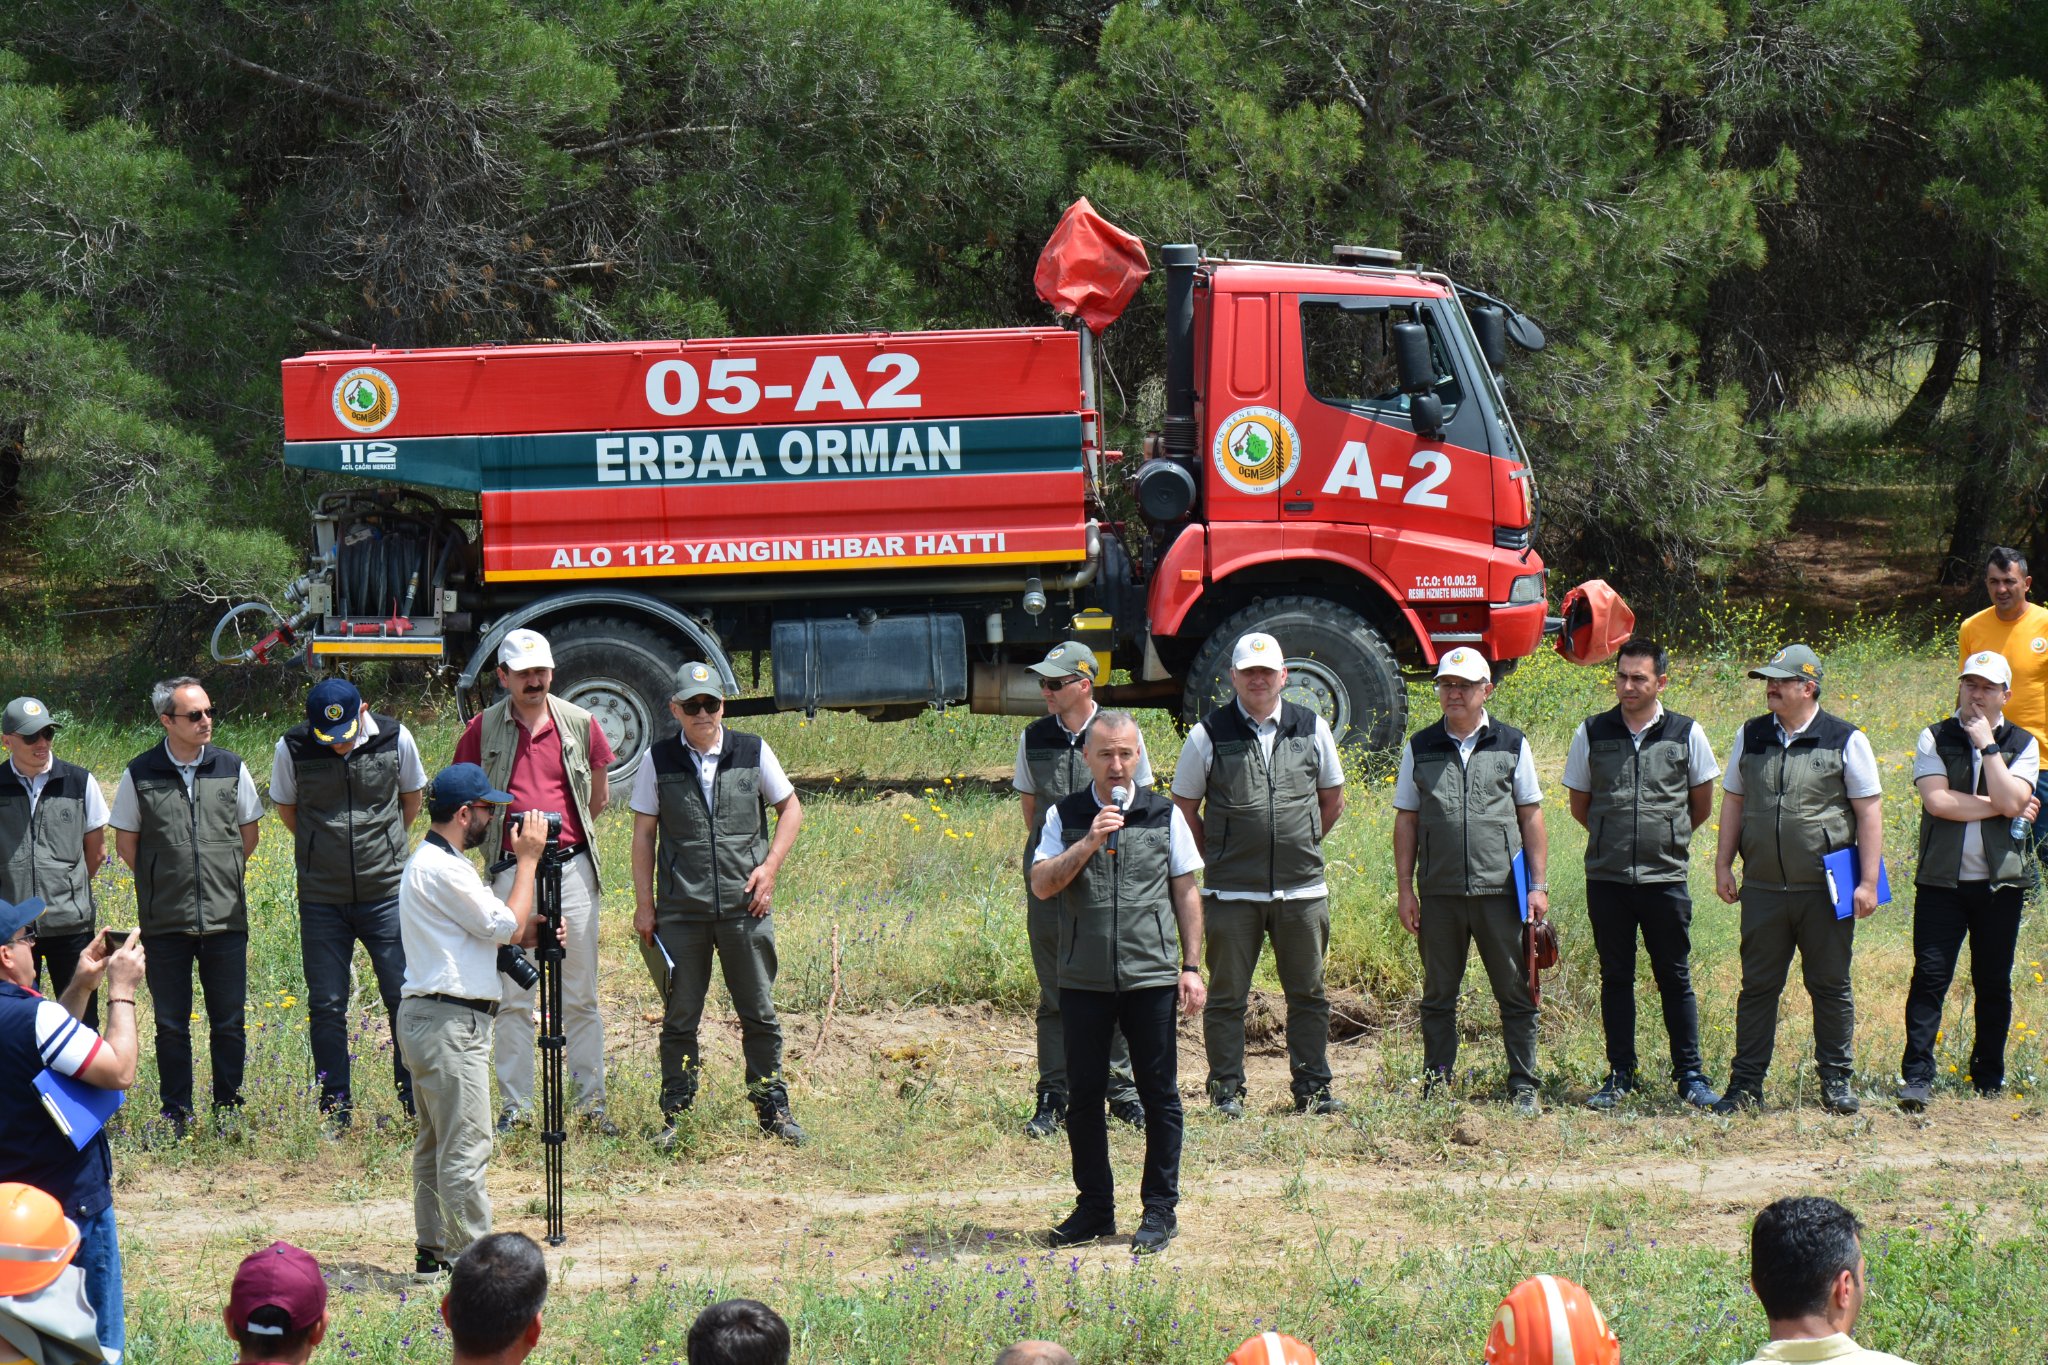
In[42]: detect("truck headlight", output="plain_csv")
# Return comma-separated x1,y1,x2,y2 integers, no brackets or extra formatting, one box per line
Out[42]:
1507,572,1546,606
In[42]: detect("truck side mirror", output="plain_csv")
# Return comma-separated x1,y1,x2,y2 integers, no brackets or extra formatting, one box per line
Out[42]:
1471,307,1507,373
1391,321,1435,395
1409,393,1445,440
1506,312,1546,353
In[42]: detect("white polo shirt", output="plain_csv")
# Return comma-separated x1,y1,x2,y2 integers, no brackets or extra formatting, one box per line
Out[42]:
628,730,794,815
1170,702,1345,899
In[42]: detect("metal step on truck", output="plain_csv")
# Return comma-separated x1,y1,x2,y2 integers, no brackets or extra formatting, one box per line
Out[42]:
217,200,1630,777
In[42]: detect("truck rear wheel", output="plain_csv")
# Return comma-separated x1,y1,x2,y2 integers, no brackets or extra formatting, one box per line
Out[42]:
1182,598,1406,751
545,617,693,783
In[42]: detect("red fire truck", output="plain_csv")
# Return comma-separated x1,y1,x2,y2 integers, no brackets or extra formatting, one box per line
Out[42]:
227,203,1624,775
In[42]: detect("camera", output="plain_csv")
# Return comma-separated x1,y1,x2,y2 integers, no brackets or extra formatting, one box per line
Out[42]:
517,810,563,844
497,943,541,990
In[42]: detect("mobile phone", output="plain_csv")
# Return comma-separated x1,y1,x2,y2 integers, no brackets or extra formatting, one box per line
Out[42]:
105,929,137,950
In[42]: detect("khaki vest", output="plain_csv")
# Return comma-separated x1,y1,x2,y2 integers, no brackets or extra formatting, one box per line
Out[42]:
1408,718,1526,897
1916,717,2034,890
1020,710,1101,874
1580,707,1698,884
1196,701,1328,894
649,731,771,918
0,760,96,935
1051,788,1179,993
126,744,249,935
1734,710,1858,890
282,714,408,904
477,695,602,888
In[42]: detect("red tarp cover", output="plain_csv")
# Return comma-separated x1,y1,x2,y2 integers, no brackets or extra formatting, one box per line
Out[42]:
1034,198,1150,335
1554,578,1636,665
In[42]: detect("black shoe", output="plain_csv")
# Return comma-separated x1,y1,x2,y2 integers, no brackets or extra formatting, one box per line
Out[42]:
414,1249,454,1277
1109,1097,1147,1131
1821,1077,1860,1115
161,1110,193,1145
1510,1088,1543,1118
1585,1072,1638,1111
579,1110,622,1138
1044,1208,1116,1248
1677,1077,1721,1110
1897,1080,1932,1113
495,1105,530,1135
1212,1094,1245,1119
1421,1069,1452,1100
757,1102,806,1145
1974,1081,2005,1099
1131,1208,1178,1255
1293,1087,1345,1115
1024,1091,1066,1139
1710,1088,1763,1116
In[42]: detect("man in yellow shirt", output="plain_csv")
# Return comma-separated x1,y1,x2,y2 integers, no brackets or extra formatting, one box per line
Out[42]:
1957,547,2048,855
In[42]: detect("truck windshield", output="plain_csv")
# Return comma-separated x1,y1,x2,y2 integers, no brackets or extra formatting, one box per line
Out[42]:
1299,301,1463,421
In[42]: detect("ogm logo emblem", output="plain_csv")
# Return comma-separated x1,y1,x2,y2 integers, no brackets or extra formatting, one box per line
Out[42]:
1211,406,1301,495
2033,638,2047,656
333,366,399,434
690,665,711,682
323,703,345,722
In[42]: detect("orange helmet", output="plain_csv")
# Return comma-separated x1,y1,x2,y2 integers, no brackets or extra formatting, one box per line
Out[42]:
1227,1332,1318,1365
0,1184,79,1297
1485,1275,1619,1365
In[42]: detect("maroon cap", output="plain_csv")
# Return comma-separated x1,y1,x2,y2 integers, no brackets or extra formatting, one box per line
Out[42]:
227,1242,327,1336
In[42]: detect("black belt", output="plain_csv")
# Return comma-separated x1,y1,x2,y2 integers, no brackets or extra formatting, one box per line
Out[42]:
417,992,500,1017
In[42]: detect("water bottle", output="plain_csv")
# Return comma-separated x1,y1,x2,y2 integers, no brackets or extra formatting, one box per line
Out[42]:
2012,816,2033,843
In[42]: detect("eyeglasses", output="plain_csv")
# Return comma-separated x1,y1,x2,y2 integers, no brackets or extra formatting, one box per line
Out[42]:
4,928,36,947
16,732,54,745
679,698,723,716
1434,679,1481,692
167,708,218,723
1038,675,1082,692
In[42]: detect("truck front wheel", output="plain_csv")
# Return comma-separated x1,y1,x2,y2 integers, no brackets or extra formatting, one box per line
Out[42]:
1182,598,1406,751
545,617,693,783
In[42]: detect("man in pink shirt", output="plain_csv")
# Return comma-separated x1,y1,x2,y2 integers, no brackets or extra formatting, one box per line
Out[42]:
452,630,616,1132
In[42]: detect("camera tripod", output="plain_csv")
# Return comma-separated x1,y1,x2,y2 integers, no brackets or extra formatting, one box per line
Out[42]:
532,847,569,1246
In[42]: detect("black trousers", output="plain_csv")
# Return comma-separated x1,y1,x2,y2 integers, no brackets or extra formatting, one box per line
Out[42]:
142,931,247,1116
33,929,98,1033
1586,879,1705,1082
1061,985,1183,1219
1901,881,2023,1089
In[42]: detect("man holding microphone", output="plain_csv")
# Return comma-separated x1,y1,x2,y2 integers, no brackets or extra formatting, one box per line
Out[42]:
395,764,550,1276
1029,712,1205,1254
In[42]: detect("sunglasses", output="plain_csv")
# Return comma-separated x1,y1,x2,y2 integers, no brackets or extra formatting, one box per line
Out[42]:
167,708,218,723
1038,675,1082,692
679,697,723,716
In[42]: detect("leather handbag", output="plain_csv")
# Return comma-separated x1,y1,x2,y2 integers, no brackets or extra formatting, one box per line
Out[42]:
1525,916,1560,1002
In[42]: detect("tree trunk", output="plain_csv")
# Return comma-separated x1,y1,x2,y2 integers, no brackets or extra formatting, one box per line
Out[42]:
0,420,22,513
1941,298,2025,585
1889,302,1968,441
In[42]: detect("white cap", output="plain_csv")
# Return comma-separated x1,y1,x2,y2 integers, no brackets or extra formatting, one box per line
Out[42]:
1231,632,1283,670
498,628,555,671
1435,647,1492,683
1960,649,2013,688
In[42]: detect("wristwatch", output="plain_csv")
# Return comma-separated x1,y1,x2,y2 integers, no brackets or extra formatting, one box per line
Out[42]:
1181,964,1201,975
1982,744,2001,758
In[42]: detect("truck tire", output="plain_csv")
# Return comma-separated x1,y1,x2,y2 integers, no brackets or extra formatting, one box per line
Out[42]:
1182,598,1406,751
545,617,692,783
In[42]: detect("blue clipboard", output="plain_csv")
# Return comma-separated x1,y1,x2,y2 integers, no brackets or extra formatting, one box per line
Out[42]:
33,1069,123,1150
1821,847,1891,920
1512,849,1531,923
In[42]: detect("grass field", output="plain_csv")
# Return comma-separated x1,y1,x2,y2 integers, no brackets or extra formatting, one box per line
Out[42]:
18,619,2048,1363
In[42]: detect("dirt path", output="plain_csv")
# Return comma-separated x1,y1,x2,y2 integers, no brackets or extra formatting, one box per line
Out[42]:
115,1002,2048,1295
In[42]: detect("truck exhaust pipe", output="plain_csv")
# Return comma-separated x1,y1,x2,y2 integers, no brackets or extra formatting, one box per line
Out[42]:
1161,244,1200,459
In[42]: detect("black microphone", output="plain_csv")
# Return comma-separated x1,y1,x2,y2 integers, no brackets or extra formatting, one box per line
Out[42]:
1106,784,1130,854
